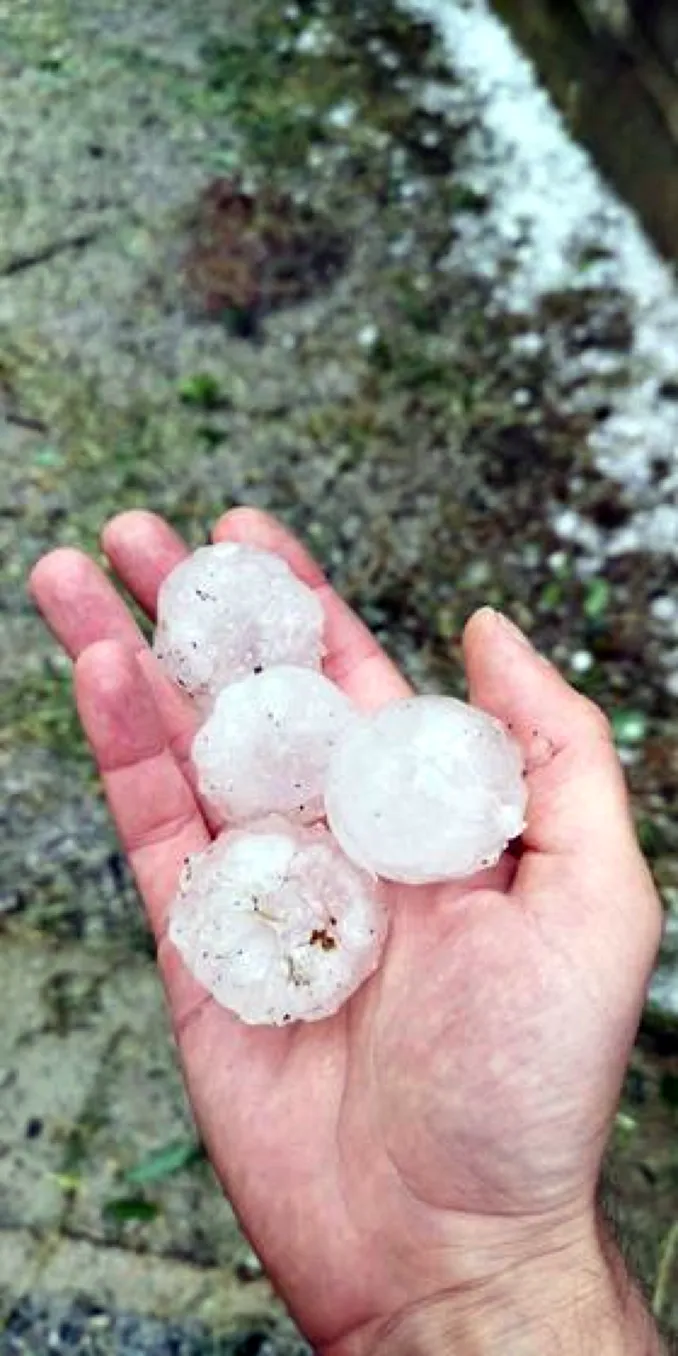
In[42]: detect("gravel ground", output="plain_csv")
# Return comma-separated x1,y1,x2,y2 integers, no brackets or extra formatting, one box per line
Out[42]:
1,1298,308,1356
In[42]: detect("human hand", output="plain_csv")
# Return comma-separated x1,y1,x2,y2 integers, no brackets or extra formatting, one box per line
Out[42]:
30,509,663,1356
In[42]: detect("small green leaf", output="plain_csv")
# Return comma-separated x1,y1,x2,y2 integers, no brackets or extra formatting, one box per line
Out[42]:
103,1196,160,1224
178,373,224,410
539,581,563,610
583,577,610,621
50,1172,82,1193
637,818,668,860
435,607,456,642
124,1139,202,1186
611,709,648,746
548,551,571,580
34,446,63,468
614,1110,637,1143
653,1221,678,1320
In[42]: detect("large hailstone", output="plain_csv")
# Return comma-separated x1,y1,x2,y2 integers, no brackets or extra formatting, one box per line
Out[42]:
169,817,388,1025
153,543,324,704
193,666,357,825
325,696,527,885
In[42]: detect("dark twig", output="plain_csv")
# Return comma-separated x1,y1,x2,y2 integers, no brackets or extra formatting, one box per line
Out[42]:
0,228,101,278
3,411,48,433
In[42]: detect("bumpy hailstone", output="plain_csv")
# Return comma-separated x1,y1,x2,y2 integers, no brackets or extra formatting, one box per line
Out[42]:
192,666,357,825
153,543,324,704
326,696,527,885
169,817,388,1025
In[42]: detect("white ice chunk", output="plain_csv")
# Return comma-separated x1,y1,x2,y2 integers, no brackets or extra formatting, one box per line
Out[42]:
169,817,388,1025
325,696,527,884
193,666,357,825
153,544,325,704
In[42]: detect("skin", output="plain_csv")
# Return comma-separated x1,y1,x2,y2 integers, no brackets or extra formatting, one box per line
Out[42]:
29,508,664,1355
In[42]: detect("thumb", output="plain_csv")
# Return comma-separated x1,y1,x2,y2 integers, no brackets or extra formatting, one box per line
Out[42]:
463,608,629,860
463,609,661,957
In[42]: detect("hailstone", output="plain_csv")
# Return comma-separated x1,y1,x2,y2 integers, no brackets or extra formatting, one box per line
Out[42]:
169,817,388,1025
192,666,357,825
325,695,527,884
153,543,324,704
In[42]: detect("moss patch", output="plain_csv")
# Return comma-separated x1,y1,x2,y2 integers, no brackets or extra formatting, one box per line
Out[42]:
1,666,87,765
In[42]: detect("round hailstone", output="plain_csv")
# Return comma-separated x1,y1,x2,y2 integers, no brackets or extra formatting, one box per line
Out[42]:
153,543,324,704
192,666,357,825
169,817,388,1026
325,696,527,885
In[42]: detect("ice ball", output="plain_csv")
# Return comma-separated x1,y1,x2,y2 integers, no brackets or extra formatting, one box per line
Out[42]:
169,817,388,1025
153,543,324,704
325,696,527,884
192,666,357,825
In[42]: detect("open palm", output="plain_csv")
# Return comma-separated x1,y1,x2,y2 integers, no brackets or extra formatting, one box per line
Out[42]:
30,509,661,1356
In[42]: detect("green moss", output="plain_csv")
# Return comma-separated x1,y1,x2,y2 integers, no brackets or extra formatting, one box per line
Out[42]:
637,817,671,862
368,335,453,392
40,969,105,1037
197,0,454,182
2,666,86,763
611,709,649,747
0,336,227,565
0,0,72,65
178,372,227,410
56,1027,127,1196
102,1196,161,1225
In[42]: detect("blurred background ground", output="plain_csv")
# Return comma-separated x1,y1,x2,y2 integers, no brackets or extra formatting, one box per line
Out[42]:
1,0,677,1349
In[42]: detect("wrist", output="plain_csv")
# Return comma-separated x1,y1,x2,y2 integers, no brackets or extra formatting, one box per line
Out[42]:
376,1272,660,1356
334,1214,664,1356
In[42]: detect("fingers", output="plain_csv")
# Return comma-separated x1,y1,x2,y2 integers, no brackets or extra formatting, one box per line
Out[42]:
74,641,210,937
103,506,410,708
463,608,660,945
212,506,410,709
29,548,146,658
463,609,631,857
102,510,189,620
29,541,198,771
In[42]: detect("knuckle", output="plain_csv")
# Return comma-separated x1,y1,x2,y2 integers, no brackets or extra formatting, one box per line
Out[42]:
577,694,613,742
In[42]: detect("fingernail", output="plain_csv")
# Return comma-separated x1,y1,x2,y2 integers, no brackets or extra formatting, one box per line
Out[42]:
492,610,534,649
